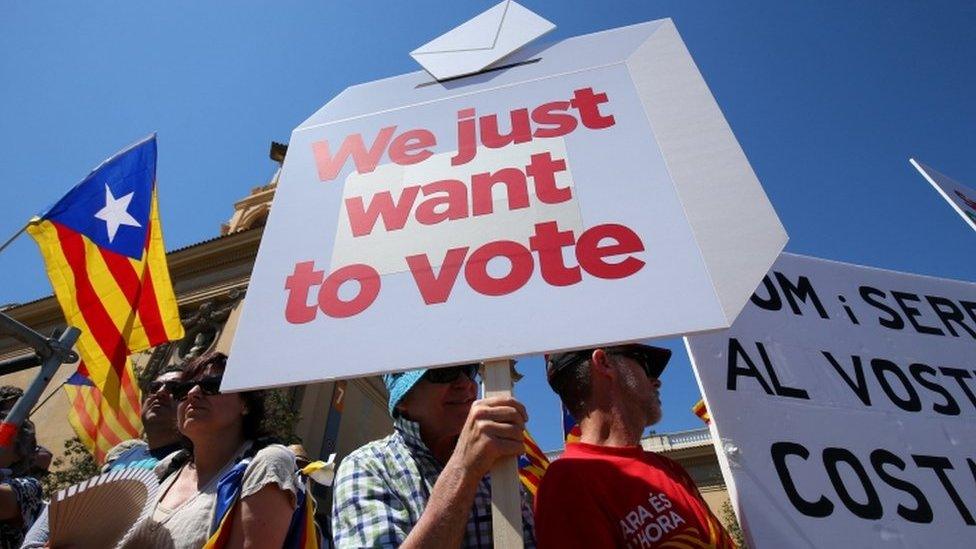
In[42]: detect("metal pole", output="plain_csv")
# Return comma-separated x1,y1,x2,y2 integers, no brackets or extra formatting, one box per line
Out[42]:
0,354,42,377
0,223,28,257
0,312,58,359
0,311,79,453
30,380,69,417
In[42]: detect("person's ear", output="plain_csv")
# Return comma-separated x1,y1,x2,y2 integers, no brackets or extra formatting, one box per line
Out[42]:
591,349,615,380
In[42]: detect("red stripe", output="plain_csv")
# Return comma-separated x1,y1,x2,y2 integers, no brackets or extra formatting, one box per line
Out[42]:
524,439,545,457
523,455,547,469
520,470,542,486
100,368,140,438
70,390,101,441
88,387,125,448
54,223,129,379
95,233,168,348
136,217,169,345
71,387,123,462
120,365,143,417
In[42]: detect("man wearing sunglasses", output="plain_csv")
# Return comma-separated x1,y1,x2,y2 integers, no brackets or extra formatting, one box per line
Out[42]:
534,344,735,548
102,366,185,470
22,367,186,549
332,363,536,548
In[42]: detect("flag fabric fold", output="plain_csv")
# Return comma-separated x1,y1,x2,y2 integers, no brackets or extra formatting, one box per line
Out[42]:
28,135,184,460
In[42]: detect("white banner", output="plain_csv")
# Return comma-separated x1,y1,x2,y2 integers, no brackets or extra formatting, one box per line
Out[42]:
686,253,976,547
225,19,787,390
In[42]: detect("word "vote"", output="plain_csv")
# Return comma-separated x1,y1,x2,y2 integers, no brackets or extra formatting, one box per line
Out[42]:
283,220,645,322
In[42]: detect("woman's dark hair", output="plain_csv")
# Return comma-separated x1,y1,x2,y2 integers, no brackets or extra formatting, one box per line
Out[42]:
179,352,268,441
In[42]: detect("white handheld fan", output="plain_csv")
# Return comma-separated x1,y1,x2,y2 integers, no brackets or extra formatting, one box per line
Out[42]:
48,466,160,549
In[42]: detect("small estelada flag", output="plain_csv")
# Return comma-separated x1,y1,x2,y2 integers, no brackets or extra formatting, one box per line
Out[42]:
692,398,710,425
63,364,142,463
561,405,581,443
518,430,550,497
910,158,976,233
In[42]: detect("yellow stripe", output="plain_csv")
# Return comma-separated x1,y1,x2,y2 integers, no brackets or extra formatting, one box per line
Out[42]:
97,372,141,440
657,543,695,549
107,358,143,431
84,379,130,450
28,220,115,388
119,362,144,431
146,191,184,341
668,534,710,548
81,235,152,351
64,387,97,450
64,386,112,462
707,515,720,547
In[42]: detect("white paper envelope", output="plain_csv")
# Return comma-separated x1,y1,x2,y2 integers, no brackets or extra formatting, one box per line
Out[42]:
410,0,555,81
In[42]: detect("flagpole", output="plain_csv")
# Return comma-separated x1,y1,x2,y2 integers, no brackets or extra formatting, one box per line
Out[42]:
0,223,28,256
30,380,69,417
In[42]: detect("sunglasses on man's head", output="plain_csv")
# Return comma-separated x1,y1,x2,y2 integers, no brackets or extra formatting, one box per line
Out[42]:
170,376,223,401
146,380,180,395
423,364,479,384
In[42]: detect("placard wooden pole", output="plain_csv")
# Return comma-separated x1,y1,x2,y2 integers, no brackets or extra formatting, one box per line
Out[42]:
483,359,523,548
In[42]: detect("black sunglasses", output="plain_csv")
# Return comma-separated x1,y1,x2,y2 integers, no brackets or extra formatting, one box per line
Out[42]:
146,380,181,395
610,351,657,379
171,376,223,401
423,364,479,384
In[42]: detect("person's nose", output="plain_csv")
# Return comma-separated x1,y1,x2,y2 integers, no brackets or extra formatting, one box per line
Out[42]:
650,378,662,389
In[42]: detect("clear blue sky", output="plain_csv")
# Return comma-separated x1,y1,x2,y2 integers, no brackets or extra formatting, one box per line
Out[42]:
2,1,974,452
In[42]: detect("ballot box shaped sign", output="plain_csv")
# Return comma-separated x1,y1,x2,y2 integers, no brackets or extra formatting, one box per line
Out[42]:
225,18,787,390
686,253,976,547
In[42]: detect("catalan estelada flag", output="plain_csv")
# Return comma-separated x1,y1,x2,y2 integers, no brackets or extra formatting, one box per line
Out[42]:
692,398,711,424
518,430,550,496
63,363,142,463
27,135,183,458
203,454,321,549
562,405,581,443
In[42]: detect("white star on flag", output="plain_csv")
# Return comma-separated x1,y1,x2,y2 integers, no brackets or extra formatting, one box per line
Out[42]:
94,184,142,242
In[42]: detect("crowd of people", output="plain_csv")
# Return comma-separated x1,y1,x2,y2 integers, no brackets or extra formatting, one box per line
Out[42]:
0,344,735,548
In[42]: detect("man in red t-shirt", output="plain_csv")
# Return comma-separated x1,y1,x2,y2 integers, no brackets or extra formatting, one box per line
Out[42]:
534,344,736,548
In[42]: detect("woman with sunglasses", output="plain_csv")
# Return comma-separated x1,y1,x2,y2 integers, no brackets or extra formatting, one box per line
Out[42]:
124,353,298,549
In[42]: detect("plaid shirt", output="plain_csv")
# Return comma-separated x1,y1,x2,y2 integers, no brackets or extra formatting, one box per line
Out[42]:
331,416,536,548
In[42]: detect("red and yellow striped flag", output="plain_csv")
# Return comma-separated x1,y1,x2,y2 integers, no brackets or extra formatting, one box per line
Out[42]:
63,362,143,463
518,430,550,496
27,135,183,459
692,398,711,425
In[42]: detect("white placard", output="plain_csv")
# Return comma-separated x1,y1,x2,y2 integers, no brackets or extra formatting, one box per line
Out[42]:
911,159,976,233
225,19,786,390
686,253,976,548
